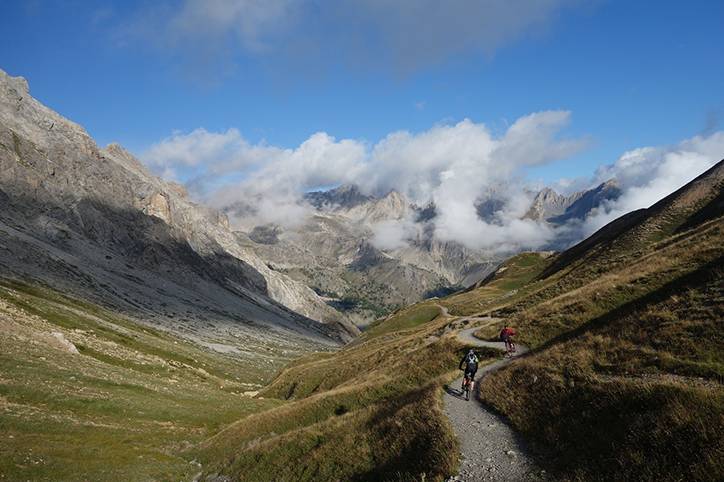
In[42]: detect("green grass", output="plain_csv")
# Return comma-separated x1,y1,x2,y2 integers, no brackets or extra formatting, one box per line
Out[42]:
3,164,720,481
194,168,724,481
442,252,552,316
197,384,455,482
0,279,283,481
0,278,470,481
361,303,441,339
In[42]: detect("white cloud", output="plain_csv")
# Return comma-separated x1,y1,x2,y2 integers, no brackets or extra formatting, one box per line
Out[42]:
236,132,367,195
142,111,585,252
338,0,580,72
493,111,589,167
582,131,724,234
143,116,723,253
144,128,257,174
146,130,368,229
370,219,417,251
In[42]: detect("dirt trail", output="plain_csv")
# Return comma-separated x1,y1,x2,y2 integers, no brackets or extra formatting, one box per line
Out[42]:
442,319,546,481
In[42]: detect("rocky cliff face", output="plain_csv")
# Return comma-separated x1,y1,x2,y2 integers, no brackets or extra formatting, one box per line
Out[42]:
304,184,374,210
0,69,358,351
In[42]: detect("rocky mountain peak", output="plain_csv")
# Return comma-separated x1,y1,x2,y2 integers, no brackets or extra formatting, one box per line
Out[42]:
536,187,563,201
548,179,622,224
2,71,29,96
1,68,359,348
378,190,407,210
0,69,92,153
524,187,567,220
305,184,373,210
600,178,619,190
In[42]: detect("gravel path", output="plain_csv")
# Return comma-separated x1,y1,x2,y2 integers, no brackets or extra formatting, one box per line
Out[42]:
443,323,546,481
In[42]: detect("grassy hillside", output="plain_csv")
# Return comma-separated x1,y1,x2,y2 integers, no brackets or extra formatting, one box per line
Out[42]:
193,303,498,481
0,279,286,481
443,251,553,317
190,162,723,482
454,160,724,481
480,257,723,481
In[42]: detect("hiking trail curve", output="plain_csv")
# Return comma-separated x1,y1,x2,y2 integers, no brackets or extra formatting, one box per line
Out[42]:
441,315,547,481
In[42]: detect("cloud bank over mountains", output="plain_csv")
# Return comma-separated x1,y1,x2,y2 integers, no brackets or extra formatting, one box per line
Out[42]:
583,131,724,235
142,116,724,253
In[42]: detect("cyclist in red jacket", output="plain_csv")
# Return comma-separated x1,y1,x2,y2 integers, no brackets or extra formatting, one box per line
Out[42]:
499,326,517,355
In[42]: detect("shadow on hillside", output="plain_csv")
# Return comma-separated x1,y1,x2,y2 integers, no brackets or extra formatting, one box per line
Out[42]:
534,255,723,363
348,385,453,482
0,187,334,338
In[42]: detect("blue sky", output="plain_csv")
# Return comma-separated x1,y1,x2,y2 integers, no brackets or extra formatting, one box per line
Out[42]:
1,0,723,188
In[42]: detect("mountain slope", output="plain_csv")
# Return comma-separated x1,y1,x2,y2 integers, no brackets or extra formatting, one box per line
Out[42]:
547,179,620,224
234,188,506,324
0,68,357,352
191,159,721,481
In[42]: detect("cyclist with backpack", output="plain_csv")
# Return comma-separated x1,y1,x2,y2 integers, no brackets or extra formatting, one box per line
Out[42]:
459,349,479,393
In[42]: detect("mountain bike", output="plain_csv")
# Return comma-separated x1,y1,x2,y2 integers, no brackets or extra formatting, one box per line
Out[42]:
507,339,517,356
461,371,474,401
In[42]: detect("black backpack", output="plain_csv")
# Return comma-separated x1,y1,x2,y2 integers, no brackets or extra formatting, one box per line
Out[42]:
466,352,478,368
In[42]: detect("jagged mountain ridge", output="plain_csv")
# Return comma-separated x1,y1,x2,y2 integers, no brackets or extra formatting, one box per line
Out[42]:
304,184,374,210
523,180,620,223
232,180,622,325
0,69,358,355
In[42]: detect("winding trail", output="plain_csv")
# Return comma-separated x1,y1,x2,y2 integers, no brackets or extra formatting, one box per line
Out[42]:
441,315,546,481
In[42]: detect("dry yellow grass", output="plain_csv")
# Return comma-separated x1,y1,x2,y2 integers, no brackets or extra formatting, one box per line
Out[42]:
194,306,490,481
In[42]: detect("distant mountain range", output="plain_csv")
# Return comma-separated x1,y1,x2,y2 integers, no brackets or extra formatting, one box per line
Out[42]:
226,179,622,325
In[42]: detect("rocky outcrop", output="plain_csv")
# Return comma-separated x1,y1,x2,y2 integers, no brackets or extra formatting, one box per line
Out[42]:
305,184,373,210
49,331,80,354
143,192,172,223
